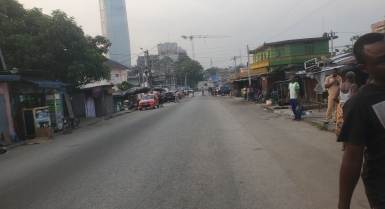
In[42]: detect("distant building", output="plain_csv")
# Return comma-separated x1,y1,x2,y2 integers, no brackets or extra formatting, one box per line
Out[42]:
99,0,131,67
371,20,385,34
83,59,128,90
157,42,188,62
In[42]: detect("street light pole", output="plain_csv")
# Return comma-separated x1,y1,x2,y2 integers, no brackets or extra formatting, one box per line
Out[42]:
247,45,251,101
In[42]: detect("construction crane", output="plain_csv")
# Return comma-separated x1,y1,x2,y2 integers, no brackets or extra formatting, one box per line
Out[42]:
181,35,230,60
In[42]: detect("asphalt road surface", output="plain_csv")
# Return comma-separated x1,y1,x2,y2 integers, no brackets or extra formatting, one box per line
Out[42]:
0,94,369,209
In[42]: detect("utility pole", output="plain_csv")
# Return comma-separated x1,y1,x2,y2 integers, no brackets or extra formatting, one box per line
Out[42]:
247,45,251,101
210,58,212,68
231,56,238,74
328,30,336,57
239,50,242,66
140,48,151,87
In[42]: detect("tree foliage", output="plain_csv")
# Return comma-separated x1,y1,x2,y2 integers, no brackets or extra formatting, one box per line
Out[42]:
153,56,174,76
173,60,204,87
205,67,220,76
116,81,136,92
174,56,191,66
342,35,361,53
0,0,111,86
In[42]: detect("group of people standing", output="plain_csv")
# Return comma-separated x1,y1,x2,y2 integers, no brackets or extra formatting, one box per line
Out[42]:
173,90,194,103
242,84,263,100
284,33,385,209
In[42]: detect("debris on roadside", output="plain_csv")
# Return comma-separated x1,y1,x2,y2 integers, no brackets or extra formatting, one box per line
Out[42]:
27,137,52,145
0,147,7,154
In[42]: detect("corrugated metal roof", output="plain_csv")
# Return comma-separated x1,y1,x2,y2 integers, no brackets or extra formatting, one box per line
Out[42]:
250,36,333,54
0,75,20,82
105,59,129,69
21,77,61,88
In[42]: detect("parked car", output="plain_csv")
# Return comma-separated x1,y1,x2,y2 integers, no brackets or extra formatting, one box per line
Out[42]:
218,86,231,96
138,94,159,111
164,92,175,102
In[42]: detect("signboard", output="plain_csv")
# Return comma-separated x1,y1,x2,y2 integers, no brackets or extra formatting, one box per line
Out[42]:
46,94,63,130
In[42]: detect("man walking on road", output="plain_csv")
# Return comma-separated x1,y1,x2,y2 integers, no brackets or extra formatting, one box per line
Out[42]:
324,68,342,125
338,33,385,209
286,75,301,121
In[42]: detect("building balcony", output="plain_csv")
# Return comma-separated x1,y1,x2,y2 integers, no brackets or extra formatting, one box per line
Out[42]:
269,53,330,66
250,59,269,70
234,67,269,79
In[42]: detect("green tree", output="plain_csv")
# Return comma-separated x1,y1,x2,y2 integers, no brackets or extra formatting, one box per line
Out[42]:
342,35,361,53
174,56,191,66
173,60,204,87
0,1,111,86
153,56,174,76
205,67,220,76
116,81,136,91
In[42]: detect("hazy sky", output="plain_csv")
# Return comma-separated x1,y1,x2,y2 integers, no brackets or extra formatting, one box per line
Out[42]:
18,0,385,69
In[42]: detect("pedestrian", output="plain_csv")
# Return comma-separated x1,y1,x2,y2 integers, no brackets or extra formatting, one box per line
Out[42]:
158,93,164,107
174,92,180,103
243,85,247,100
333,71,358,151
324,68,343,125
337,33,385,209
286,75,301,121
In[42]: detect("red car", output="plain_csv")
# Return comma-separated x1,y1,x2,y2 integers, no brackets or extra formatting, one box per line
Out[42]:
138,94,159,111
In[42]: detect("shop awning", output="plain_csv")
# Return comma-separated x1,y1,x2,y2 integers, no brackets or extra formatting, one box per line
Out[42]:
21,77,61,88
0,75,20,82
234,78,248,82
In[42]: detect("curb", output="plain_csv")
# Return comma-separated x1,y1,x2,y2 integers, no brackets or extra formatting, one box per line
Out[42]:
4,110,136,151
238,99,335,133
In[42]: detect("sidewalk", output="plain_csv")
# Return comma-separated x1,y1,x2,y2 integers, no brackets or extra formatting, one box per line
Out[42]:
233,96,336,133
2,109,136,150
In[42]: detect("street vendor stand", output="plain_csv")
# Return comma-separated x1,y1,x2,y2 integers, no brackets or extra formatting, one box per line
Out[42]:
124,87,150,109
22,106,51,138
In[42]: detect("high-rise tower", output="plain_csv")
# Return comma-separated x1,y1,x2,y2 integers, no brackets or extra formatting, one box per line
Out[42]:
99,0,131,67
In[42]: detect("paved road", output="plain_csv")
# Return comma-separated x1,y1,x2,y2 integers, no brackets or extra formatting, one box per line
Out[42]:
0,94,369,208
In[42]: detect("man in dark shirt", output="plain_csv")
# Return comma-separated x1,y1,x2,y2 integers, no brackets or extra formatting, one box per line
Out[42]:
338,33,385,209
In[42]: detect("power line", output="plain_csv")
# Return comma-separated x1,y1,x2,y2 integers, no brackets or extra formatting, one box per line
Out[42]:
254,0,303,41
336,31,369,34
267,0,336,42
116,44,159,65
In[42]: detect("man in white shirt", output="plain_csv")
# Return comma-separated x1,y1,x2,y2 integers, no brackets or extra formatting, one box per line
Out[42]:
286,75,301,121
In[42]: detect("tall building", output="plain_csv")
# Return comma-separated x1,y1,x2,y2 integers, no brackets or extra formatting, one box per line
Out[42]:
99,0,131,67
157,42,188,62
371,20,385,34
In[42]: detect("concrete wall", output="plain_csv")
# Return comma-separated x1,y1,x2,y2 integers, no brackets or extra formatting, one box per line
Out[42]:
110,68,127,86
0,82,14,133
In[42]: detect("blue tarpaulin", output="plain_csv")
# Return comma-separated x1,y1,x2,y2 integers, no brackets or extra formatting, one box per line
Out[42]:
0,75,20,82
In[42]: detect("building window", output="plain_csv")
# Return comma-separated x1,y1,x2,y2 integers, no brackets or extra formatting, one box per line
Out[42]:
276,48,284,57
116,74,119,77
305,45,314,54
